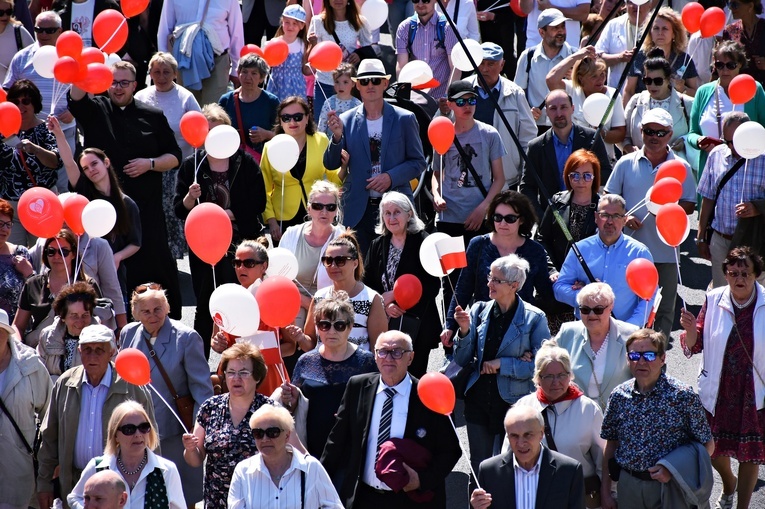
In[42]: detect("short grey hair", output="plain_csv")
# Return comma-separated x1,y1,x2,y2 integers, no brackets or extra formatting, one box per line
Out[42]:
238,54,270,76
375,191,425,235
249,404,295,432
723,111,750,130
148,52,178,74
598,194,627,212
491,254,530,288
36,10,62,26
576,282,615,307
532,339,572,386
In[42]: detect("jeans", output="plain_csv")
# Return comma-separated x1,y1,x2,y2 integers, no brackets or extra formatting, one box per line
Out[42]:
466,421,505,479
387,0,413,37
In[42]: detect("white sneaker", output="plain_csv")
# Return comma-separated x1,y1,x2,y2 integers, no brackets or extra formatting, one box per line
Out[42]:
716,481,737,509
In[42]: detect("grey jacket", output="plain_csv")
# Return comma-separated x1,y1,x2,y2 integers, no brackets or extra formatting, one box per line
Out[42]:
656,441,713,509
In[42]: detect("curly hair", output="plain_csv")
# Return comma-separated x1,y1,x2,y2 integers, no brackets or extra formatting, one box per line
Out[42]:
52,281,97,318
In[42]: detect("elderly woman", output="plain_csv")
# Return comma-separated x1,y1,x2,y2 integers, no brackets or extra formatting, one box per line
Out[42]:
120,284,213,508
68,401,185,509
513,340,606,508
0,198,33,320
279,291,376,456
261,97,341,243
453,254,550,475
623,48,694,162
135,52,201,260
228,405,343,508
0,308,52,509
363,191,441,377
36,281,99,381
723,0,765,89
175,103,267,352
555,282,636,410
680,246,765,509
0,0,33,82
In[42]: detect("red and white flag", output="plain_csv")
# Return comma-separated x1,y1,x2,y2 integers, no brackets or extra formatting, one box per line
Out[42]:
646,288,662,328
435,236,467,273
240,331,281,366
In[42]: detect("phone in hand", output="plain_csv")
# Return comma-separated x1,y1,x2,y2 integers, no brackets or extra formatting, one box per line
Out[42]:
699,137,724,148
2,135,21,148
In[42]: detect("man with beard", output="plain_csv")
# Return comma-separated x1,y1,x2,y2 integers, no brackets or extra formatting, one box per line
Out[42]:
520,89,611,218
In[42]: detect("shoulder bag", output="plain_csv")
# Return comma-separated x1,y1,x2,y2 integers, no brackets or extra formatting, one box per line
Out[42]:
0,395,40,476
705,157,746,243
234,91,262,164
142,335,196,431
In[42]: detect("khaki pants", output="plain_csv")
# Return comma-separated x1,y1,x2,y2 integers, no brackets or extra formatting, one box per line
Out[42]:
177,51,232,107
710,231,731,289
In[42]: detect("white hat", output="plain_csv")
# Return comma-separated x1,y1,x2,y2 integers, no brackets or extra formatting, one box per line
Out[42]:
538,8,571,28
640,108,673,128
352,59,391,80
0,309,16,337
79,324,116,349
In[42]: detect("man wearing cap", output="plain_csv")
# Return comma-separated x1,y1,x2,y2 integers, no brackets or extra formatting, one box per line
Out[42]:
604,108,696,340
37,324,156,509
515,9,577,132
324,59,426,255
519,0,589,49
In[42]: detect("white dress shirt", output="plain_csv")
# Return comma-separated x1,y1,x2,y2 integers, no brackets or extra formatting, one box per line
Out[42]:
513,448,544,509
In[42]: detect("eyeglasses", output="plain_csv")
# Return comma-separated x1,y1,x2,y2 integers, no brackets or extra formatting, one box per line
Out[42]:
232,258,265,269
280,112,305,123
357,77,383,86
726,270,751,278
321,255,356,267
539,372,570,382
10,97,32,106
45,247,72,257
375,348,412,359
714,61,738,70
252,427,284,439
0,8,14,16
117,422,152,436
642,77,665,86
487,276,513,285
627,351,659,362
133,282,162,294
642,128,670,138
317,319,350,332
596,212,626,221
34,26,60,34
569,172,594,183
492,213,520,224
452,97,477,107
110,80,136,89
310,202,338,212
225,369,253,379
579,305,607,315
0,220,12,229
411,0,432,3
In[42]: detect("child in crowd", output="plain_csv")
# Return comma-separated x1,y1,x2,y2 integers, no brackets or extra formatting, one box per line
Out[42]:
266,4,310,102
317,63,361,137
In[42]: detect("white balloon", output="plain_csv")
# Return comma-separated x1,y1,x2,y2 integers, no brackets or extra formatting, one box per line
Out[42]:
266,134,300,174
81,199,116,238
419,232,454,278
266,247,299,280
248,279,262,298
631,0,650,5
105,53,121,66
398,60,433,87
33,46,58,79
732,121,765,160
582,93,614,127
451,39,484,72
205,124,240,159
360,0,389,31
209,283,261,337
58,192,74,206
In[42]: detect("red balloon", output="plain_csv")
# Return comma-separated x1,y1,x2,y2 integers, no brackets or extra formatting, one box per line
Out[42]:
417,372,456,416
121,0,149,18
0,102,22,138
263,39,289,67
428,117,455,156
115,348,151,385
626,258,658,300
393,274,423,311
699,7,726,38
681,2,704,34
185,203,232,265
255,276,301,328
655,160,687,184
93,9,129,54
56,31,83,59
649,177,682,205
309,41,343,72
656,203,689,247
180,111,209,148
17,187,65,239
80,47,106,65
240,44,265,59
75,63,113,94
0,88,6,102
510,0,527,17
62,194,89,235
54,56,81,84
729,74,757,105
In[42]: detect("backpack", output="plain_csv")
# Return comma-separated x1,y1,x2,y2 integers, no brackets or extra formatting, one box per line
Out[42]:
14,25,23,51
407,13,447,60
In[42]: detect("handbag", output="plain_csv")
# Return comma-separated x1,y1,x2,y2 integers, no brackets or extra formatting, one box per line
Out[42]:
329,31,376,65
0,396,40,477
142,335,196,430
233,91,262,163
443,358,474,400
705,158,745,243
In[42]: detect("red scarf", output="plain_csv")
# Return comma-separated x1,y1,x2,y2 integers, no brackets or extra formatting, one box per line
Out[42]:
536,384,583,405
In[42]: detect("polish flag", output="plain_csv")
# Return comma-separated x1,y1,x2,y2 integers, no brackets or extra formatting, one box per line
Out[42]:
240,331,282,366
646,288,662,328
435,236,467,273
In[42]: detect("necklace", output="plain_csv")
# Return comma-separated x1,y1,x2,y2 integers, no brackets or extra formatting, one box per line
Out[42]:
733,289,756,309
117,450,147,477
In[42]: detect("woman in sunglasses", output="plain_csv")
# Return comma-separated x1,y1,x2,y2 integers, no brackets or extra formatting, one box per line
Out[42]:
261,97,342,244
68,400,185,509
279,291,376,456
723,0,765,89
175,104,267,352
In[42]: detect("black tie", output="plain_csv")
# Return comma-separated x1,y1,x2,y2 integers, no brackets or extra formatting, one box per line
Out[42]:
377,387,397,453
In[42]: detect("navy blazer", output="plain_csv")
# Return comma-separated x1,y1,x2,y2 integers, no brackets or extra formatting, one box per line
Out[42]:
323,101,426,228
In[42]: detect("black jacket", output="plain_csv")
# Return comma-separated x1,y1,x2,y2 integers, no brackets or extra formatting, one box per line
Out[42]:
535,190,599,270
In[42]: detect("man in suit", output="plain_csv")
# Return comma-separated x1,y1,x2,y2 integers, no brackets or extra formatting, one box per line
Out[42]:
324,59,426,255
321,330,461,509
470,406,585,509
521,89,611,219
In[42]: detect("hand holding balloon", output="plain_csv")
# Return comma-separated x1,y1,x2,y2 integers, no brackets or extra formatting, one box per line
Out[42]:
679,308,698,345
454,305,470,336
327,111,343,142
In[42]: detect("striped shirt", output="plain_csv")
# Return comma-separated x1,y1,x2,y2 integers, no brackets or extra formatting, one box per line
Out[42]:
73,364,112,470
513,450,543,509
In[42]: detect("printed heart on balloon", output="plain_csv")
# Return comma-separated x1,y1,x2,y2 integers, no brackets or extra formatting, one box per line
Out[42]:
29,199,45,215
213,312,224,328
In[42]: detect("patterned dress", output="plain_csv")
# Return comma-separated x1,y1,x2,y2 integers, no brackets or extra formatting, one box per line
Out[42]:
266,40,308,102
313,285,380,351
197,393,274,509
0,123,59,200
0,245,31,320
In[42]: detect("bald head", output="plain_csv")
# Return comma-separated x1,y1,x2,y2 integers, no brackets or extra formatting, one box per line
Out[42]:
504,406,545,469
504,406,544,430
83,471,127,509
545,89,574,130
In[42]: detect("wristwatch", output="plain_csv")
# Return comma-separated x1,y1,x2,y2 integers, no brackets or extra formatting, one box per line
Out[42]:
150,158,155,171
695,238,706,244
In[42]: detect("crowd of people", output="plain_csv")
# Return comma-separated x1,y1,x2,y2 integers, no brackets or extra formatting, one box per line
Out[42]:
2,0,765,508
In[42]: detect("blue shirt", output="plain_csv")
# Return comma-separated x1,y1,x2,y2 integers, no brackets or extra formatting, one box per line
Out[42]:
552,129,574,188
74,364,112,470
553,233,655,327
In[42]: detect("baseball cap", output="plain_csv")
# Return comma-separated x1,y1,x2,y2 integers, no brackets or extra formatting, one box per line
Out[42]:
481,42,504,62
538,8,571,29
282,4,306,22
640,108,673,128
79,324,116,348
447,80,477,100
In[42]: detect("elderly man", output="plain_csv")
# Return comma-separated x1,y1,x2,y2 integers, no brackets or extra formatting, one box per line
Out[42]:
321,331,461,509
554,194,655,327
600,329,714,509
37,325,156,509
605,108,696,340
324,59,426,254
68,61,183,318
470,406,584,509
82,471,128,509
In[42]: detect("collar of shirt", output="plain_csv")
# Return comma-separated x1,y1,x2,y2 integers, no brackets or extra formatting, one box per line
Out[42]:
629,372,668,397
84,363,112,389
376,372,413,398
595,231,626,251
476,79,502,100
417,13,440,28
512,446,544,475
491,300,515,320
552,129,574,149
244,444,308,477
636,146,674,173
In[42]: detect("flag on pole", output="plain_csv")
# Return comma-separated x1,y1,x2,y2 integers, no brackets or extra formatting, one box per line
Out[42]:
646,288,662,328
240,331,282,365
435,236,467,273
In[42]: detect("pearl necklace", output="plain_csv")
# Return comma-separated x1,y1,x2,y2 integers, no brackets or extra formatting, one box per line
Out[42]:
733,290,756,310
117,450,147,477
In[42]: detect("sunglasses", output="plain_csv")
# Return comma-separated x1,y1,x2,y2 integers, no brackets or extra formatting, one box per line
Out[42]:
133,282,162,294
357,77,383,86
280,112,305,123
252,426,284,439
375,348,412,359
492,213,520,224
569,172,594,183
642,128,670,138
627,351,659,362
0,220,12,229
411,0,432,3
310,202,338,212
714,61,738,70
726,270,751,278
45,247,72,257
111,80,135,89
452,96,477,107
117,422,152,436
10,97,32,106
232,258,265,269
34,26,60,34
642,77,665,86
321,255,356,267
0,8,14,16
317,319,350,332
579,305,607,315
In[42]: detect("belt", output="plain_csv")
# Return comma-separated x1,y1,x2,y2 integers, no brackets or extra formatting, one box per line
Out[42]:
368,197,382,206
623,467,654,482
714,229,733,241
360,482,393,495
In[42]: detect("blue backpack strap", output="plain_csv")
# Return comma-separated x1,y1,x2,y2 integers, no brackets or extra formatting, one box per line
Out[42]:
435,14,447,49
407,14,419,59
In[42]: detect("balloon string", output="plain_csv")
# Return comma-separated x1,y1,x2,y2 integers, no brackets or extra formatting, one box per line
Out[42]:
643,298,648,328
740,159,748,204
58,243,72,285
439,154,444,222
674,247,687,311
447,415,481,490
626,196,648,217
280,174,285,237
308,65,330,101
99,17,127,53
294,279,313,297
275,327,286,384
211,263,217,289
147,382,190,434
193,149,198,185
76,236,92,282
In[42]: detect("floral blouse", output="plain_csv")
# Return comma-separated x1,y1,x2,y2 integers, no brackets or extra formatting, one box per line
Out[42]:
0,122,60,200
